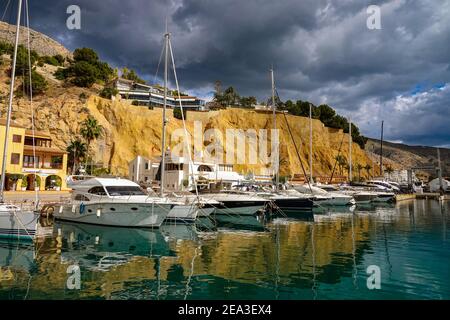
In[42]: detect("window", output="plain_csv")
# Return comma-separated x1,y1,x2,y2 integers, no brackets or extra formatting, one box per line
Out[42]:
23,155,40,168
74,194,90,201
50,156,63,169
88,186,107,195
105,186,146,196
10,153,20,165
145,163,149,170
12,135,22,143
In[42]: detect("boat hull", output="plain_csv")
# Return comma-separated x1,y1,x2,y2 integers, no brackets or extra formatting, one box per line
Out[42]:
214,202,265,216
54,202,171,228
0,211,38,240
166,204,199,223
273,197,314,210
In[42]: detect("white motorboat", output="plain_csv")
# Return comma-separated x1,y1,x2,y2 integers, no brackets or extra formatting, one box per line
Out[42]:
53,178,184,227
293,184,355,206
169,192,220,218
0,204,38,240
200,190,269,216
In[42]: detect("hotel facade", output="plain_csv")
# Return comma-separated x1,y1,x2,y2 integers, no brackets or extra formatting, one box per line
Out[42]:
0,120,68,191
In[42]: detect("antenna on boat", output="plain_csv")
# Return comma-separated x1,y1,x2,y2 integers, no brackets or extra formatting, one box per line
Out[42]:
0,0,22,203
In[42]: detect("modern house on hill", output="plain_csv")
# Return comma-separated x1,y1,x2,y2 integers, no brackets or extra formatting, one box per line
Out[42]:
111,78,207,111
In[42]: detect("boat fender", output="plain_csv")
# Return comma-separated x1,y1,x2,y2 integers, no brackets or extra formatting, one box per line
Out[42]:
40,205,55,218
79,203,85,214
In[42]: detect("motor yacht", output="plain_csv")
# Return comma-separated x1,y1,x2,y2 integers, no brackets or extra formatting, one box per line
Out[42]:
200,190,269,216
293,184,355,206
53,178,186,227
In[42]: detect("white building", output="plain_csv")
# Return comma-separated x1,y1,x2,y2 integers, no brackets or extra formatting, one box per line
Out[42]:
384,169,418,184
128,155,159,186
128,153,245,191
429,178,449,193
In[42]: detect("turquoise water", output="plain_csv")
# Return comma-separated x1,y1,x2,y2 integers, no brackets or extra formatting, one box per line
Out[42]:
0,199,449,300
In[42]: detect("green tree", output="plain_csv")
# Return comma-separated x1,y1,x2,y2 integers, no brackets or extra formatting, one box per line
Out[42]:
173,107,183,120
80,116,103,167
121,67,146,84
364,164,372,179
356,163,364,181
73,47,99,64
222,86,239,107
24,70,48,95
99,87,118,99
67,139,87,173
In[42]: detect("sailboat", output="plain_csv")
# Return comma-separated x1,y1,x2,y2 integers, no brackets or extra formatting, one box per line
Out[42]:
256,69,314,212
0,0,38,240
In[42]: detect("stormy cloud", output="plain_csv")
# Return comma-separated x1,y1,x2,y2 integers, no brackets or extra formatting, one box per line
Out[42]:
8,0,450,146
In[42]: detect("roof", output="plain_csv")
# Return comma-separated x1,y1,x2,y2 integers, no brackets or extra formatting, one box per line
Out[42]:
75,177,140,189
0,118,26,129
24,145,67,154
25,130,51,139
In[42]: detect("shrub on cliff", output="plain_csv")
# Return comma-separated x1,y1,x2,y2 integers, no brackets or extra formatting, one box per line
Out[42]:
99,87,118,99
173,107,183,119
24,70,48,95
54,47,113,87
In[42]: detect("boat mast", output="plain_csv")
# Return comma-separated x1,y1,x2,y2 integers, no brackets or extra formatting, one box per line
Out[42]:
271,68,279,190
0,0,23,203
380,120,384,177
309,103,313,183
437,148,443,192
160,26,169,197
348,117,352,182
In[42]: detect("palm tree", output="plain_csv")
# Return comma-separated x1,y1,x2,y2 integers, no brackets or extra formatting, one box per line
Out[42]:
67,139,87,174
364,164,372,179
385,165,394,179
80,116,103,169
335,155,347,176
356,163,364,181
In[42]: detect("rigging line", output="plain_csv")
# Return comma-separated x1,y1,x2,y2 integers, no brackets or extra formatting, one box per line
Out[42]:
25,0,38,207
0,0,11,22
153,39,164,85
168,37,201,204
328,130,346,184
281,111,313,194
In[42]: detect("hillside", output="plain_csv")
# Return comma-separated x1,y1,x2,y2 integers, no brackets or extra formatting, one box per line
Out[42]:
0,22,378,180
0,21,72,58
365,138,449,179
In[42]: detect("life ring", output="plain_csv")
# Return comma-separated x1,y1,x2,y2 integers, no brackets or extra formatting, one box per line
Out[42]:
40,205,55,218
79,203,85,214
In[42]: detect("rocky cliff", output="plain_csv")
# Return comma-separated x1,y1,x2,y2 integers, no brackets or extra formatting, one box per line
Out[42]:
0,21,72,58
0,22,377,180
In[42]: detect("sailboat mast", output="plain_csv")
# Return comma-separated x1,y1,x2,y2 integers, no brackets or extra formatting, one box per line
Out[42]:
0,0,23,203
348,117,352,182
160,30,169,197
380,120,384,176
271,68,279,190
309,103,313,183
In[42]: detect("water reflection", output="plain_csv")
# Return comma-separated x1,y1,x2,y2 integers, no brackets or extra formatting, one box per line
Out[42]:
0,200,449,300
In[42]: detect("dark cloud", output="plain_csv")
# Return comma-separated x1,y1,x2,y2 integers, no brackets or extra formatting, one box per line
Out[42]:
10,0,450,146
